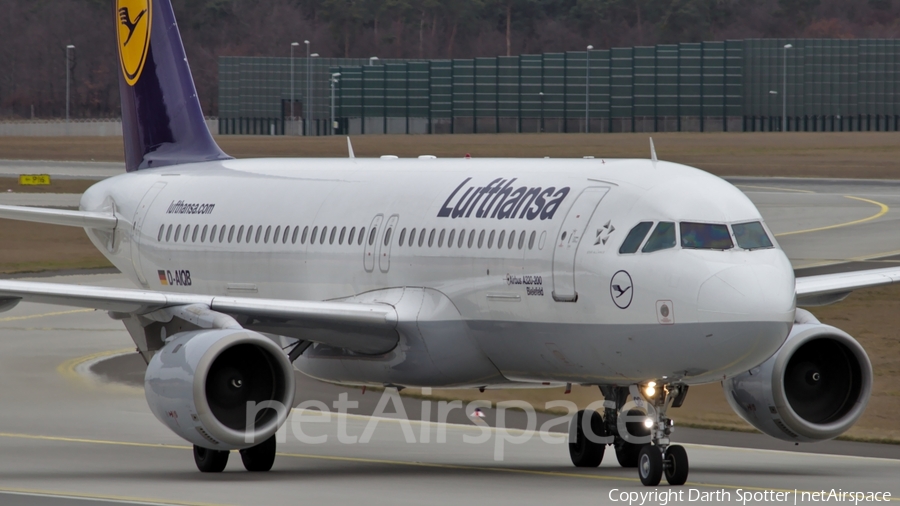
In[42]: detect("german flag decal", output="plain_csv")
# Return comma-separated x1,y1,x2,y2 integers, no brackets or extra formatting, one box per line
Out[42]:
116,0,152,86
158,270,168,285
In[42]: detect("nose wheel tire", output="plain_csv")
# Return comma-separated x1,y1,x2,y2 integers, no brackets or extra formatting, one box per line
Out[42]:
568,409,606,467
638,445,663,486
615,441,647,468
193,445,229,473
239,435,277,472
664,444,689,485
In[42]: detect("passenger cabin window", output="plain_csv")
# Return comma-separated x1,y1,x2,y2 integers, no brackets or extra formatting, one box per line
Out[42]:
358,227,366,245
158,225,165,242
368,227,378,246
383,227,392,246
398,228,406,246
681,222,733,250
349,227,356,245
620,222,653,254
409,228,417,247
642,222,676,253
265,226,272,243
340,227,347,245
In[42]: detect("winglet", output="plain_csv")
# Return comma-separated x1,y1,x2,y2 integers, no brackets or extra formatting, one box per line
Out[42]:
347,137,355,159
649,137,658,166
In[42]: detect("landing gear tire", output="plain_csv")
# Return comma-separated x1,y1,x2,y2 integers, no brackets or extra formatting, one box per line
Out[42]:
615,441,646,468
194,445,229,473
638,445,663,486
615,408,650,468
239,435,277,472
664,444,689,485
568,409,606,467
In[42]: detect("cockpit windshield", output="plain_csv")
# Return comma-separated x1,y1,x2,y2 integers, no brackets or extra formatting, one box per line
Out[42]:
680,222,733,250
642,222,676,253
619,222,653,254
732,221,774,250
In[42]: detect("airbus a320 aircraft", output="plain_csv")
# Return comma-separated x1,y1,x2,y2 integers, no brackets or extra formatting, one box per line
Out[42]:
0,0,896,487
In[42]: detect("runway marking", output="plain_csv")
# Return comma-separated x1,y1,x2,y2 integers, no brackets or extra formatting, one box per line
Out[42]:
775,195,889,237
1,431,899,499
0,488,226,506
0,308,94,323
736,184,815,194
57,348,135,388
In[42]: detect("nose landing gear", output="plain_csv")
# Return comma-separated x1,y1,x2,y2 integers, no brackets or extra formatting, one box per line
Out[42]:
635,382,689,486
568,383,690,486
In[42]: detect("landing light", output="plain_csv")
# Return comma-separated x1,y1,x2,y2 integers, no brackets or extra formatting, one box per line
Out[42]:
643,418,654,429
644,381,657,397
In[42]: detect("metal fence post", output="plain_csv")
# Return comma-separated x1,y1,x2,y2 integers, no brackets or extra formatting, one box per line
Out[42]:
383,64,388,134
517,57,522,133
361,66,366,134
608,50,613,133
405,63,410,135
563,52,568,133
700,42,705,132
495,58,500,133
473,59,478,134
451,60,456,134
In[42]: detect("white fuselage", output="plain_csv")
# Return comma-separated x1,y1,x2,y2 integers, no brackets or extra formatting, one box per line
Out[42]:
81,157,796,388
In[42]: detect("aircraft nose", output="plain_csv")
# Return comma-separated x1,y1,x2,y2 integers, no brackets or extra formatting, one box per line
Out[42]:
697,264,795,323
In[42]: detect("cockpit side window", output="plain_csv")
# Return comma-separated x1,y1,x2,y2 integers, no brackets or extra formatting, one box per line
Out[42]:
732,221,773,250
642,222,676,253
681,222,733,250
619,222,654,254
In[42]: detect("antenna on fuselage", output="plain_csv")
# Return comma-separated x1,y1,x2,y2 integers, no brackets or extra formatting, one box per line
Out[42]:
347,137,355,159
649,137,658,167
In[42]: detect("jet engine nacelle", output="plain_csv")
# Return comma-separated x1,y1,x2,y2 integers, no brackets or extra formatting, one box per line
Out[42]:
144,328,295,450
723,318,872,443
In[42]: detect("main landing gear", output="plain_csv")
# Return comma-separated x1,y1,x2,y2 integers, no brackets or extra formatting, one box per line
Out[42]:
568,383,690,486
193,435,278,473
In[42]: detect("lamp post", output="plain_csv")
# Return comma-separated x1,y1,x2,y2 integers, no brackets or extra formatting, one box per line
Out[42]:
539,92,545,133
308,53,318,135
586,45,593,133
66,44,75,134
331,72,341,135
290,42,299,135
783,43,792,132
304,40,310,136
769,90,778,132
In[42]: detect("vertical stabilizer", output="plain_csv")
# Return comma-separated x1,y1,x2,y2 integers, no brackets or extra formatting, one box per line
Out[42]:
116,0,231,172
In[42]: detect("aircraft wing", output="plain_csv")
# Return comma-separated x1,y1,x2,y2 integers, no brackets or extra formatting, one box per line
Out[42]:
0,279,398,354
0,204,117,230
795,267,900,306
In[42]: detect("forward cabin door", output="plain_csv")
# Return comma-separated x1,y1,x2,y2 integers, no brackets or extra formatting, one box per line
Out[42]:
551,187,609,302
130,182,167,287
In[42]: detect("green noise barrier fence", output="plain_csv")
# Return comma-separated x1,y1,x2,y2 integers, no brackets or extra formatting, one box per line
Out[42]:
218,39,900,135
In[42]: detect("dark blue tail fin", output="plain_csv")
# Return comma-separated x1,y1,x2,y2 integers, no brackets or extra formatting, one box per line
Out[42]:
116,0,230,172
